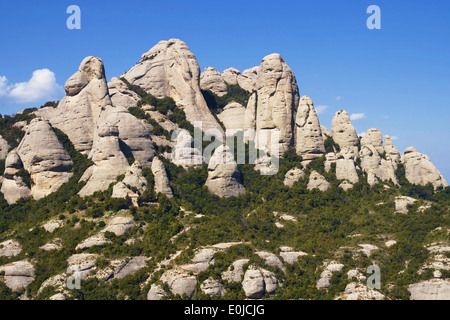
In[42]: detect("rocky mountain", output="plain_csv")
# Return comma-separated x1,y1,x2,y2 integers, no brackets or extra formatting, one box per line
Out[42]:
0,39,448,301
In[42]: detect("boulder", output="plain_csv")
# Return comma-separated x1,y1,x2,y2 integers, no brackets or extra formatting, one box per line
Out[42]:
16,119,73,200
75,233,110,250
151,157,173,198
307,170,330,192
102,216,135,236
0,240,22,258
122,39,223,134
279,247,307,264
181,248,216,273
205,145,245,197
147,284,167,300
256,251,285,272
295,96,325,160
283,167,305,187
401,147,447,190
316,262,344,289
67,253,97,280
331,110,359,150
384,135,401,165
221,68,241,85
408,279,450,300
394,196,417,214
200,67,228,97
111,256,147,280
201,278,226,297
255,53,299,155
242,265,278,299
160,269,197,298
0,151,31,204
0,260,35,292
222,259,250,283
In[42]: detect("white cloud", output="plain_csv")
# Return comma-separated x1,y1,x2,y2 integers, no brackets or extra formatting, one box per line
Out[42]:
315,105,328,114
350,113,366,121
335,96,341,101
0,69,63,104
0,75,8,96
358,132,366,138
390,136,399,141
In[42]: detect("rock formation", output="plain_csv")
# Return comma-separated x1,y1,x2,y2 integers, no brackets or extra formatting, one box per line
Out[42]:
0,260,35,292
121,39,223,133
205,145,245,197
401,147,447,190
151,157,173,198
295,96,325,160
307,171,330,192
242,265,278,299
36,56,111,154
255,54,299,155
331,110,359,150
0,151,31,204
79,114,130,197
16,119,73,200
217,102,246,135
200,67,227,96
108,76,141,109
0,135,9,160
284,167,305,187
171,130,203,169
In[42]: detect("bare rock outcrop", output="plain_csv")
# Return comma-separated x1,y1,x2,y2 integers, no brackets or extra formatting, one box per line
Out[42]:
0,135,9,160
79,113,130,197
0,240,22,258
217,102,246,134
171,130,203,169
200,67,227,97
408,279,450,300
0,151,31,204
242,265,278,299
151,157,173,198
295,96,325,160
331,110,359,150
205,145,245,197
36,56,111,154
0,260,35,292
122,39,222,133
108,76,141,109
16,119,73,200
307,171,330,192
361,128,384,155
284,167,305,187
401,147,447,190
160,268,197,298
255,53,299,155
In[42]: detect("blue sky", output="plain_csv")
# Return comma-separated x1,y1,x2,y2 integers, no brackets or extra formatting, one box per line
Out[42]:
0,0,449,180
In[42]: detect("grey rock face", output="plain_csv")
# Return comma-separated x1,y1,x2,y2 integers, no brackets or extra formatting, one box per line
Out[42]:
335,158,359,184
111,256,147,280
394,196,417,214
171,130,203,169
36,56,111,154
67,253,97,280
408,279,450,300
384,135,401,165
331,110,359,150
307,171,330,192
255,53,299,155
16,119,73,200
122,39,222,133
151,157,173,198
222,259,250,283
295,96,325,160
108,76,140,109
361,128,384,155
401,147,447,190
242,265,278,299
217,102,246,134
0,240,22,258
102,216,135,236
221,68,241,85
200,67,228,97
0,151,31,204
284,167,305,187
0,260,35,292
160,269,197,298
79,112,130,197
0,135,9,160
147,284,167,300
201,278,226,297
359,144,398,186
205,145,245,197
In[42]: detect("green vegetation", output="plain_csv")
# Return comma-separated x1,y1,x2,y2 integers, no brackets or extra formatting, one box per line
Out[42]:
201,84,252,115
0,108,36,151
324,136,340,153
